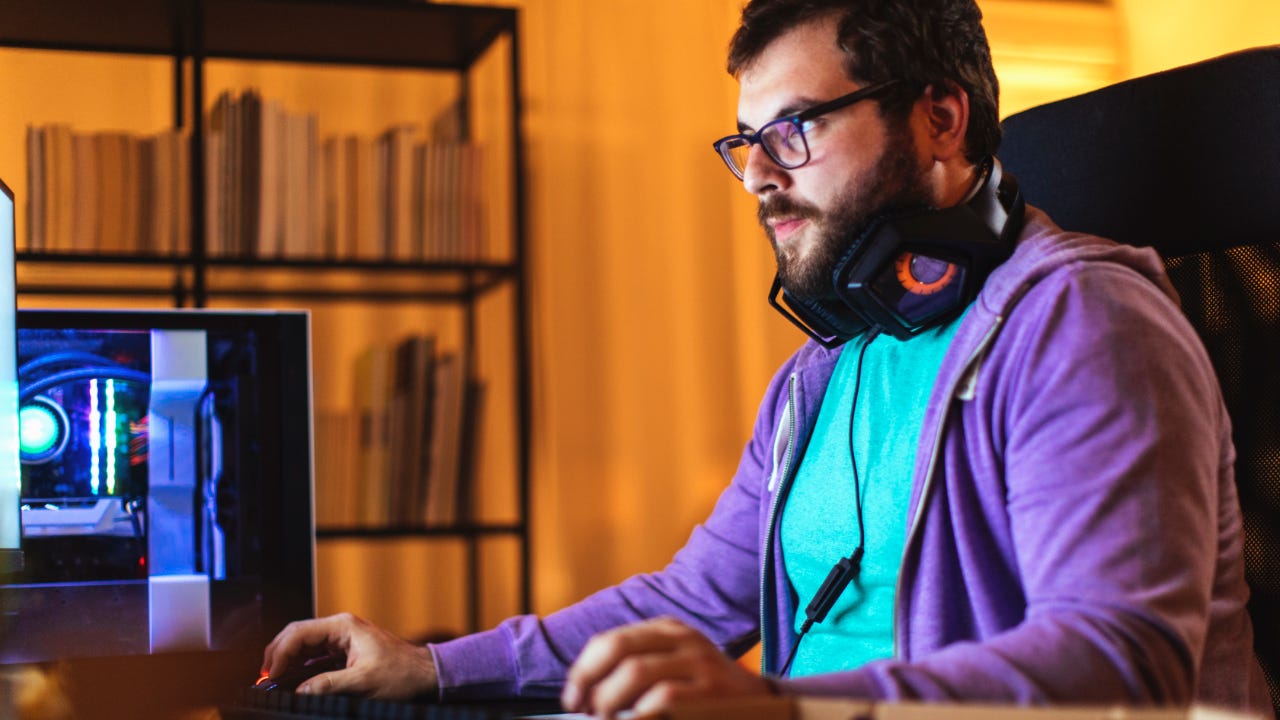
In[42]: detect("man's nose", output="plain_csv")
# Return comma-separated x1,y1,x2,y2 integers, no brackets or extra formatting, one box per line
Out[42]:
741,144,791,195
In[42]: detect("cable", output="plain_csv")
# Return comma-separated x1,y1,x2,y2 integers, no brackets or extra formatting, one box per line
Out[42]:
20,367,151,403
19,351,129,379
778,327,880,677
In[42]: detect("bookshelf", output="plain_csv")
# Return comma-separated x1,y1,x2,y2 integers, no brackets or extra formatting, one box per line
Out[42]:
0,0,531,634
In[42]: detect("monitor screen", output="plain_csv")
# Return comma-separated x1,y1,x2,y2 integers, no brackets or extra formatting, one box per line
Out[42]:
1,308,315,715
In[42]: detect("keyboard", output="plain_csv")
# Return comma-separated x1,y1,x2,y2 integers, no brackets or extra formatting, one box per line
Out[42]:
222,688,565,720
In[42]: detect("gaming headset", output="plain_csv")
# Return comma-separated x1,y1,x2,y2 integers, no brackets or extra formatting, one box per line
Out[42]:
769,156,1026,346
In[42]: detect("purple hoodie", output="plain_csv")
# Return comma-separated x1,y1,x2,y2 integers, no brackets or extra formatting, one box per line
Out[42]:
431,206,1272,716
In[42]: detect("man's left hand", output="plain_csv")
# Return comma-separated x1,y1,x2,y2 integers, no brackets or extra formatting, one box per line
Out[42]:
560,616,775,718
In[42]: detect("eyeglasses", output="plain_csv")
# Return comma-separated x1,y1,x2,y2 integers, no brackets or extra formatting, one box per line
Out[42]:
712,80,899,180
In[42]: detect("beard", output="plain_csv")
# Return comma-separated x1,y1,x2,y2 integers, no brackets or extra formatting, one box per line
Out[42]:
759,121,931,300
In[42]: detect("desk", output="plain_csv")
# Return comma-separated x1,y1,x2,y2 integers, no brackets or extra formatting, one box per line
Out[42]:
5,666,1263,720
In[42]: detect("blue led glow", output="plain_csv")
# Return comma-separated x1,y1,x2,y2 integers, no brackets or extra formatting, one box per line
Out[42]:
90,378,100,495
19,403,59,456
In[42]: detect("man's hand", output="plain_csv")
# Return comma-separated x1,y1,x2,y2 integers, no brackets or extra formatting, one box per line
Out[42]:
262,612,438,700
561,617,774,718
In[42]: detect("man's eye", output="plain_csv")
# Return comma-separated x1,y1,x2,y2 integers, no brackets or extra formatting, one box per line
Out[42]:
773,122,805,146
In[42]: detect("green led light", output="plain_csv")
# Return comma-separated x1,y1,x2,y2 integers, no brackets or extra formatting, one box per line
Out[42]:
20,403,60,456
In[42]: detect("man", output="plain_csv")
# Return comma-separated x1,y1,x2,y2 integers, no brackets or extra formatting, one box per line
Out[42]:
264,0,1272,717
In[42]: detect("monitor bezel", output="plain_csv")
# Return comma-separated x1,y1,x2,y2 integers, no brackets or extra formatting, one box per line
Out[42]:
0,176,22,574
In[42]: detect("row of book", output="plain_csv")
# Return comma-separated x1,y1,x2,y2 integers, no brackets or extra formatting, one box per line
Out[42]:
26,125,191,255
25,88,488,262
314,334,486,528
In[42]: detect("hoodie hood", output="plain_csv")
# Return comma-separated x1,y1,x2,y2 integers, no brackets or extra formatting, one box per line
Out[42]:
982,204,1180,317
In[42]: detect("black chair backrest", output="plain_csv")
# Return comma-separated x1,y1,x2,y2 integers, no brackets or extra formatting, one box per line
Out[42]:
999,46,1280,713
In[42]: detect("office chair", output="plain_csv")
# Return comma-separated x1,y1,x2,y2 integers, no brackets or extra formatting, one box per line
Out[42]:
998,46,1280,713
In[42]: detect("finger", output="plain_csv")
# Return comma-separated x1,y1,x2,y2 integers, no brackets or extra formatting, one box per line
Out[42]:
584,653,687,718
264,615,356,677
263,620,312,674
570,617,693,683
562,622,684,711
296,668,361,697
632,679,698,717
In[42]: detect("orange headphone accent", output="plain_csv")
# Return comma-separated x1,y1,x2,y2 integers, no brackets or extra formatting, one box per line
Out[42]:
895,252,958,295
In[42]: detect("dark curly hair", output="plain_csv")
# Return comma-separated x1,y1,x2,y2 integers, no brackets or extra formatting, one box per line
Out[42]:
727,0,1001,162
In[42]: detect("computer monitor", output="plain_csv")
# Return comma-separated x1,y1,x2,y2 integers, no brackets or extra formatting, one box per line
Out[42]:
0,178,21,575
1,307,316,716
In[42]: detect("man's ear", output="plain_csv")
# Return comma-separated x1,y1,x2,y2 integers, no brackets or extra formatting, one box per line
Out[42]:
918,80,969,161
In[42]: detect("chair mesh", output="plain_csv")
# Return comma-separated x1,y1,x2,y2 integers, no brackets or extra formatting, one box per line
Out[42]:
1165,242,1280,706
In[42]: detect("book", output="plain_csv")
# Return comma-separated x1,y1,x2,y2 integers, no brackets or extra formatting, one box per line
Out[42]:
342,135,362,260
385,338,412,522
402,334,436,524
283,111,319,258
70,131,100,252
459,142,485,260
172,129,191,254
425,349,467,527
145,132,169,254
306,113,324,259
419,140,443,259
313,409,356,527
137,135,156,252
455,378,486,523
409,333,440,525
238,89,262,257
119,133,142,253
381,334,441,525
352,134,383,261
204,126,224,256
95,131,129,253
382,124,419,262
206,91,234,255
321,136,339,258
46,124,74,252
256,96,282,258
353,343,394,525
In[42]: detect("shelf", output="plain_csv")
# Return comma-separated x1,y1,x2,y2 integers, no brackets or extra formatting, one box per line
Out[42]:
17,251,192,267
0,0,516,70
316,523,524,540
18,250,518,277
0,0,181,57
5,0,533,631
18,252,519,302
204,0,516,70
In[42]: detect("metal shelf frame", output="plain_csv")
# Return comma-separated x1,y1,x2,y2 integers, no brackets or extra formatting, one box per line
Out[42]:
3,0,533,633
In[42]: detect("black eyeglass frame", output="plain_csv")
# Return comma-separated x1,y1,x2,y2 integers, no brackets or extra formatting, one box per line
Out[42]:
712,79,901,180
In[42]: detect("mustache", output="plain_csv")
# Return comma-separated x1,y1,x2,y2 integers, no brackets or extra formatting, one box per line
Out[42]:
757,195,821,228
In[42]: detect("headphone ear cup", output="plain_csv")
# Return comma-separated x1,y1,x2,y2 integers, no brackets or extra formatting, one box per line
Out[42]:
769,276,870,349
831,161,1025,339
830,216,884,303
788,291,870,340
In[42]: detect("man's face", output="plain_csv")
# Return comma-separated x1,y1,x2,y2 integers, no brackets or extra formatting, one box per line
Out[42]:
735,16,931,299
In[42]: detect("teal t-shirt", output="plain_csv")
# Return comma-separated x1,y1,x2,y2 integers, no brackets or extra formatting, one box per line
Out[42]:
780,312,966,676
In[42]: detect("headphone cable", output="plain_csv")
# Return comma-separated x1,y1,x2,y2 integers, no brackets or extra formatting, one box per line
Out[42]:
778,327,879,677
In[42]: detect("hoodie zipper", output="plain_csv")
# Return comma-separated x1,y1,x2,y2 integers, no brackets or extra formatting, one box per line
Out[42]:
760,372,798,674
890,314,1007,660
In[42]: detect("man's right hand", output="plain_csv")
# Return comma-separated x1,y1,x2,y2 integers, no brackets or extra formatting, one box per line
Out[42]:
262,612,439,700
